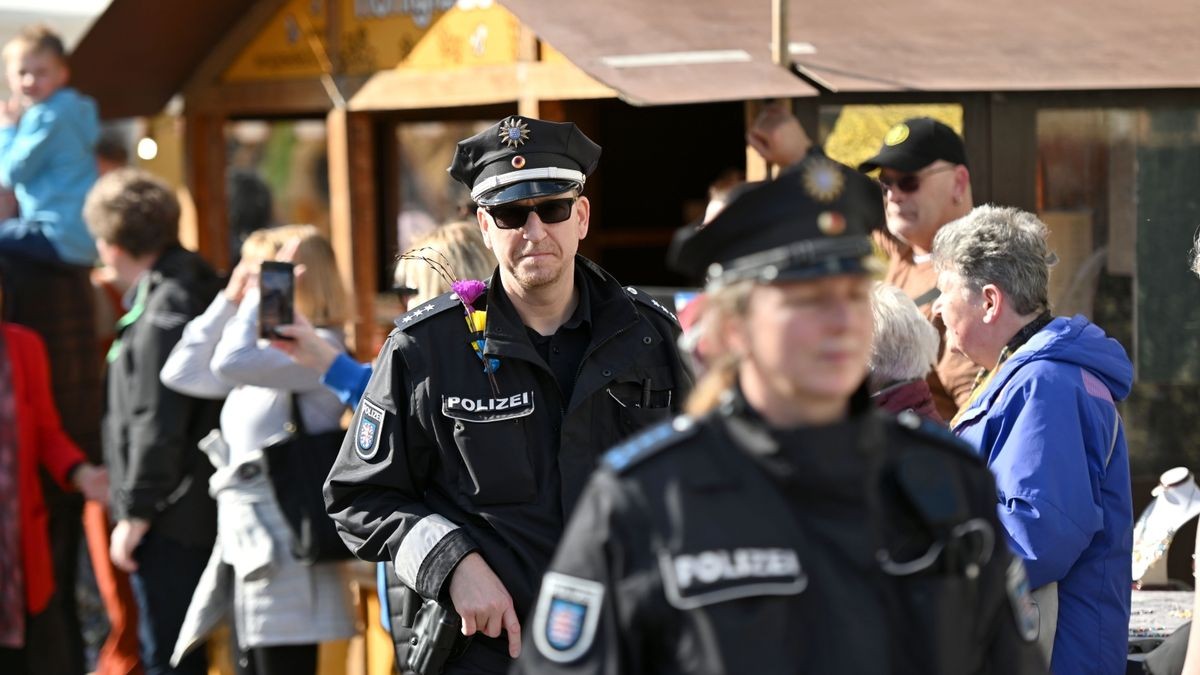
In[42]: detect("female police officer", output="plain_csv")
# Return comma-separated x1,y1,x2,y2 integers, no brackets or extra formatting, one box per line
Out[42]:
513,154,1047,674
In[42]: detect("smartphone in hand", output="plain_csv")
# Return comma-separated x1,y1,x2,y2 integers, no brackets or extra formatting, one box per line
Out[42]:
259,261,295,340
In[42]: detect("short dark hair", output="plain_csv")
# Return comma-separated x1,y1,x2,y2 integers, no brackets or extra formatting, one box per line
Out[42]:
94,131,129,166
84,169,180,257
4,25,67,63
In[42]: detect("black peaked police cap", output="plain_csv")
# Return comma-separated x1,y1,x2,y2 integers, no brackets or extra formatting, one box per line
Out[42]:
669,153,883,286
448,116,602,207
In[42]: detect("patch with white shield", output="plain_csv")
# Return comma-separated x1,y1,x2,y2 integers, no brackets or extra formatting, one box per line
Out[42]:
355,398,386,461
441,390,535,423
659,547,809,610
533,572,605,663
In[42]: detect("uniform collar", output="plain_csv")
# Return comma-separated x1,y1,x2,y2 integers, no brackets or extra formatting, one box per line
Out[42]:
484,255,637,359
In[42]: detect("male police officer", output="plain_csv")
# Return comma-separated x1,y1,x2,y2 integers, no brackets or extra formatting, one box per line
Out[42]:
324,116,691,673
515,155,1047,674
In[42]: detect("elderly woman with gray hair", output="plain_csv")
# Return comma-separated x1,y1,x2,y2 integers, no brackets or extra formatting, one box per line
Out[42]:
931,204,1133,674
869,282,943,423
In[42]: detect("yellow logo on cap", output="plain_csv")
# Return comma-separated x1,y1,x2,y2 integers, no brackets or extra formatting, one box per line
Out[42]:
884,123,910,146
803,158,845,204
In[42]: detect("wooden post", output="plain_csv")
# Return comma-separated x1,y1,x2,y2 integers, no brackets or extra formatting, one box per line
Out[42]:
183,111,230,272
327,108,379,359
772,0,789,69
745,100,770,181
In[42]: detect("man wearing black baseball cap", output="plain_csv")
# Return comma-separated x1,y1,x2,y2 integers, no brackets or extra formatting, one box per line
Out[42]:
325,116,691,673
860,117,977,420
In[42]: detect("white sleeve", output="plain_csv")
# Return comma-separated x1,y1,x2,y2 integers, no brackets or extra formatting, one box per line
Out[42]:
159,293,237,399
210,289,342,393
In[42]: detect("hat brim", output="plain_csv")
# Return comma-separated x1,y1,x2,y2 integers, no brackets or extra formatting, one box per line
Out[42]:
858,149,936,174
475,179,580,207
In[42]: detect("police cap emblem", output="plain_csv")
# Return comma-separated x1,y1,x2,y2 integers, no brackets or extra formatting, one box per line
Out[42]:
498,117,530,148
802,158,846,203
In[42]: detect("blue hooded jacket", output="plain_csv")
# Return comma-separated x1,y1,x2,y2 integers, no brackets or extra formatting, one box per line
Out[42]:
953,315,1132,675
0,86,100,265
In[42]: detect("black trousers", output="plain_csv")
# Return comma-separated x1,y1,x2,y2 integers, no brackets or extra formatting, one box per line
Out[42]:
0,592,73,675
243,643,318,675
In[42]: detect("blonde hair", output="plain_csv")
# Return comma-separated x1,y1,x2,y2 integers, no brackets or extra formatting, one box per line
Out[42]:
283,227,351,328
683,280,754,416
395,220,496,306
239,228,281,264
4,25,66,63
869,282,939,383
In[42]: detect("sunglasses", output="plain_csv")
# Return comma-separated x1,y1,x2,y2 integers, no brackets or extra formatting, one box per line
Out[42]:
485,198,576,230
877,164,957,194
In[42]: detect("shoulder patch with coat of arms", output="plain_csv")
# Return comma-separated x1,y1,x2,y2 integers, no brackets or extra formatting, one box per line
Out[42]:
532,571,605,663
355,398,386,461
1006,557,1039,643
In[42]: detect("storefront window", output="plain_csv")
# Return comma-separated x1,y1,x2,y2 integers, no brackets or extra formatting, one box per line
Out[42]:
1037,108,1200,473
391,120,487,256
225,118,330,262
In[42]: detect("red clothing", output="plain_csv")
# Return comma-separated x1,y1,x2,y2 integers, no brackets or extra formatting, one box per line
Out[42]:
8,322,87,615
871,378,945,426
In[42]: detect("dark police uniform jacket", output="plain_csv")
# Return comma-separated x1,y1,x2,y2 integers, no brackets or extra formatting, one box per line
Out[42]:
515,389,1048,675
325,256,691,666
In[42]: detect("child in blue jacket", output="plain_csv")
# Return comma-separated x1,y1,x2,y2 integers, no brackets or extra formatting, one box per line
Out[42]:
0,25,99,267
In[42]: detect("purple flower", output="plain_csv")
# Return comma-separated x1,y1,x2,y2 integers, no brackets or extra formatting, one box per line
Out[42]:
452,279,487,308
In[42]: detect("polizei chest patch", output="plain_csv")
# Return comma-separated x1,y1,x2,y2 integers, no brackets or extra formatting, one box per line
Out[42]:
355,398,386,460
441,391,535,423
659,547,809,610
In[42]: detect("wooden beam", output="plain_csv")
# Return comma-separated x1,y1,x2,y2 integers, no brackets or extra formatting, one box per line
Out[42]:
744,100,770,181
186,77,371,117
182,0,291,101
327,109,380,359
348,62,615,112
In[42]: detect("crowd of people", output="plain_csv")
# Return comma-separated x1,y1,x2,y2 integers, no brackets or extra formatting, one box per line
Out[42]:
0,19,1189,675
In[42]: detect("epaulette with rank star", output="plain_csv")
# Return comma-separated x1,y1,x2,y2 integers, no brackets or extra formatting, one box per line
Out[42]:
393,291,465,331
604,416,698,473
624,286,680,325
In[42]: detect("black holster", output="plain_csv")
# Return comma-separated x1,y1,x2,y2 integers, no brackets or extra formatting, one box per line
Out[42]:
384,562,468,675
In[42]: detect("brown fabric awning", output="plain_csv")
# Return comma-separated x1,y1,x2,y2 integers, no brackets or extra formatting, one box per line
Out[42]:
69,0,269,119
497,0,816,105
788,0,1200,92
69,0,1200,120
503,0,1200,97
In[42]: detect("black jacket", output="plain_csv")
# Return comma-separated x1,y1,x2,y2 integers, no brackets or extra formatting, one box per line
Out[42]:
103,245,222,549
326,257,691,666
515,390,1048,675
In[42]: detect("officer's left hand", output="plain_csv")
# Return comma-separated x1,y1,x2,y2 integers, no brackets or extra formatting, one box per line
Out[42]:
449,552,522,658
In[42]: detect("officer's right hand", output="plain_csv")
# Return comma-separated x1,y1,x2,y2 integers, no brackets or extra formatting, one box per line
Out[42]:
449,552,522,659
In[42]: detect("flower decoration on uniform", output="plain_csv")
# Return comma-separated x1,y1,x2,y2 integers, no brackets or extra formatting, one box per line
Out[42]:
398,249,500,395
498,117,530,149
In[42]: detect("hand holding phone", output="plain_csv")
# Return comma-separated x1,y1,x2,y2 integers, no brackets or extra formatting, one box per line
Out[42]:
259,261,295,340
